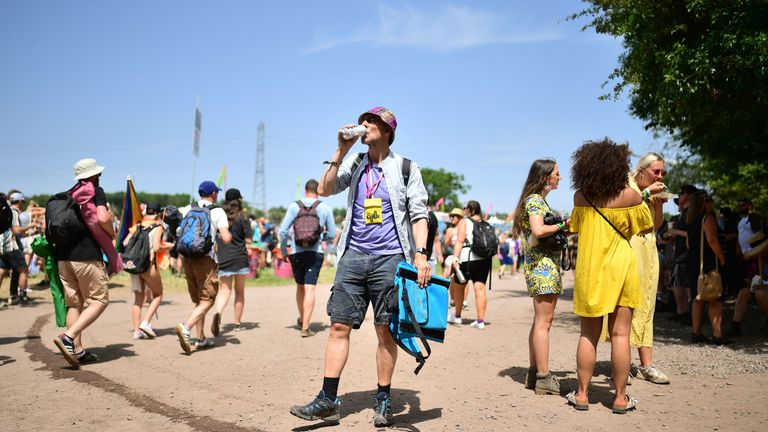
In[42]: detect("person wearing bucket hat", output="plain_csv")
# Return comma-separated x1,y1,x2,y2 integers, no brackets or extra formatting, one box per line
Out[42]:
73,158,105,181
291,107,430,427
50,158,115,368
727,198,768,337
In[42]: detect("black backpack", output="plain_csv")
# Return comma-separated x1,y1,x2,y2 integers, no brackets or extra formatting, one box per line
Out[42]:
294,200,323,248
470,219,498,259
121,224,157,274
45,192,86,246
0,194,12,234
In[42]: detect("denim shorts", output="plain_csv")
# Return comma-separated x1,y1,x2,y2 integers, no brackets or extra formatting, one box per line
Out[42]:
327,249,404,329
218,267,250,277
289,251,324,285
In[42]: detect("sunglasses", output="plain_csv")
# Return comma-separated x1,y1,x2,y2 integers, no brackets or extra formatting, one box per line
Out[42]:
650,168,667,176
360,115,381,125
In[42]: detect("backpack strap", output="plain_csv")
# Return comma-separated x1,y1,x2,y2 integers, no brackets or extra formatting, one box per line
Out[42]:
349,152,366,176
402,157,412,212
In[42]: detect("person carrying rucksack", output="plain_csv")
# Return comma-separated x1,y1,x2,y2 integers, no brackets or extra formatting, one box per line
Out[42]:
174,181,232,354
279,179,336,337
289,106,431,427
447,200,497,329
121,203,174,340
49,158,114,368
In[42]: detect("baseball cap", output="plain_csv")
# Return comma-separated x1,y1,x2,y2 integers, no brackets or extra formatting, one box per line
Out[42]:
9,192,25,203
198,180,221,197
358,106,397,145
225,188,243,201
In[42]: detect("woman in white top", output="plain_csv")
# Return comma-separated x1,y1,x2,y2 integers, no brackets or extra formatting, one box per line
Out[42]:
448,200,492,329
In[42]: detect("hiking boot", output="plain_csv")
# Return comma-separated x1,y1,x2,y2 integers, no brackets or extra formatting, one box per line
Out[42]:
75,350,98,364
194,338,215,350
372,392,394,427
636,365,670,384
175,323,192,354
211,312,221,337
53,333,79,369
534,372,561,395
301,328,316,338
139,321,156,338
290,390,341,422
525,368,537,390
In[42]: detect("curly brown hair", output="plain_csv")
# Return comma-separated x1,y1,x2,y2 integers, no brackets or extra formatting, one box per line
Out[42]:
570,138,631,205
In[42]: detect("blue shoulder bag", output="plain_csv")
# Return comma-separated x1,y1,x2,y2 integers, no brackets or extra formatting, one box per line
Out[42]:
389,261,450,374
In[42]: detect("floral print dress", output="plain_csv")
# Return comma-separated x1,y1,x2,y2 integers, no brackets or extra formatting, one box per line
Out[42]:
520,194,562,296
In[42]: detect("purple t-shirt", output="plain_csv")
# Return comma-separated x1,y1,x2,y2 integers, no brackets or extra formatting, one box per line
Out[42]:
348,162,403,255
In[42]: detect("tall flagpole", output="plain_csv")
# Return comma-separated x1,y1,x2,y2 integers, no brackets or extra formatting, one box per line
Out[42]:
190,96,201,204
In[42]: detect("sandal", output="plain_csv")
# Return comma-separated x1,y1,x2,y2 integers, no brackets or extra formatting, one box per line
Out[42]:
565,391,589,411
611,394,638,414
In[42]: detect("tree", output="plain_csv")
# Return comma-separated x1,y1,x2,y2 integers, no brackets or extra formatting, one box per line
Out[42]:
267,206,287,224
572,1,768,210
420,167,470,210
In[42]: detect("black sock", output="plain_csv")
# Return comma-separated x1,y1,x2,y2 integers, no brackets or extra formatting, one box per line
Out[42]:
322,377,340,401
377,384,391,396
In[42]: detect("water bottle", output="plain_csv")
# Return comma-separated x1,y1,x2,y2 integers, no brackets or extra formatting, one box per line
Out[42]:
341,125,366,140
454,265,467,284
445,256,467,284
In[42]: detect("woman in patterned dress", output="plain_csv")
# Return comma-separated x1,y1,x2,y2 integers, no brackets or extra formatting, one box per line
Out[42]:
511,159,569,395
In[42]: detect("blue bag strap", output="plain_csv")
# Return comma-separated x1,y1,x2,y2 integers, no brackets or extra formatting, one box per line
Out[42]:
399,277,431,375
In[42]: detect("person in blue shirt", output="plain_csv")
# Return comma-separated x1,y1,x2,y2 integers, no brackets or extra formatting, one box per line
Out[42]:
279,179,336,338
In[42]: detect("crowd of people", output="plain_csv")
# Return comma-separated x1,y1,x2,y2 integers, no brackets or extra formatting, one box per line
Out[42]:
2,106,767,425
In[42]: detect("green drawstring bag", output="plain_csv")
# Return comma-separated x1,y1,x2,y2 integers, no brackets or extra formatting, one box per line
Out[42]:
31,236,67,327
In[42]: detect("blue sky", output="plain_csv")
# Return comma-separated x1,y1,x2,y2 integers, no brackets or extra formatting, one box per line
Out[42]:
1,1,667,215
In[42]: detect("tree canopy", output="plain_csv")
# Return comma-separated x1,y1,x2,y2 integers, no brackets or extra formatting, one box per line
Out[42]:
420,167,470,210
573,0,768,212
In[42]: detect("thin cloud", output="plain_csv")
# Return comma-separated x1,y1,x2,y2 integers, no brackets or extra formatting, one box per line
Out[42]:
307,4,564,53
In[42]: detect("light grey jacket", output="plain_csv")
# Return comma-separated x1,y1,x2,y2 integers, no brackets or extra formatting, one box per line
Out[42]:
332,150,428,262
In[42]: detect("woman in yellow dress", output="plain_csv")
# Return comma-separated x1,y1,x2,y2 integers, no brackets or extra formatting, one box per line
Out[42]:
628,153,671,384
565,139,653,414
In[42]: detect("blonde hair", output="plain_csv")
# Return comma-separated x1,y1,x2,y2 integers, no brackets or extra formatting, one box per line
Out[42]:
630,152,664,181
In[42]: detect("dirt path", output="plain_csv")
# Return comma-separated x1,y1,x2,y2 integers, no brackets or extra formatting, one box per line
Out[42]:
2,272,766,431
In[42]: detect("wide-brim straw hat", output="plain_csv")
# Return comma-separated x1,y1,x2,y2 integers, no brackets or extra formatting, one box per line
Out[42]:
449,208,464,218
744,232,768,260
73,158,105,181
